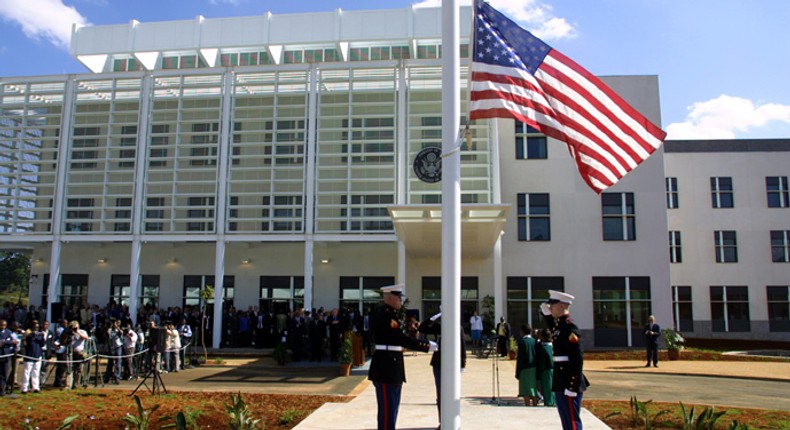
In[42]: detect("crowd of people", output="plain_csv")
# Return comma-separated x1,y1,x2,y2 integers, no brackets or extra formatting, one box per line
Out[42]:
0,299,385,395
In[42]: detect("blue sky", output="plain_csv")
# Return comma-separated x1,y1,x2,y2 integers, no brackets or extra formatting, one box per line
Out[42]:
1,0,789,140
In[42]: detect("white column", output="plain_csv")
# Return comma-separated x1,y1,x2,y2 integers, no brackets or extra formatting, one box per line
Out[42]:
303,64,319,312
212,70,234,349
490,118,505,320
441,1,462,428
47,78,76,320
129,73,153,325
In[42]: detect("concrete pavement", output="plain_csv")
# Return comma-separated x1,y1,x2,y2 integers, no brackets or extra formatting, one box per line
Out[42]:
293,352,611,430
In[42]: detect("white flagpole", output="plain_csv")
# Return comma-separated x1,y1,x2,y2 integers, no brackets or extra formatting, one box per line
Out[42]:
441,0,461,429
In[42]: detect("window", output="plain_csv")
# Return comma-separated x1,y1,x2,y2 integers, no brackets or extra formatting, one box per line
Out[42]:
341,117,395,164
771,230,790,262
189,122,219,167
187,196,215,232
515,123,547,160
593,277,652,347
340,194,394,231
421,277,479,327
141,276,160,309
517,193,550,241
145,197,165,232
71,126,99,169
602,192,635,241
671,286,693,332
506,277,563,332
271,195,302,232
669,231,682,263
711,177,733,208
184,275,234,310
114,197,132,232
149,124,169,168
714,231,738,263
66,198,93,232
110,275,131,307
118,125,137,168
767,286,790,332
666,177,678,209
60,274,88,308
259,276,304,314
710,286,750,332
339,276,394,313
766,176,789,208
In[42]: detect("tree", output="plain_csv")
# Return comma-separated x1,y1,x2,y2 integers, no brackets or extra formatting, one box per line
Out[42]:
0,251,31,304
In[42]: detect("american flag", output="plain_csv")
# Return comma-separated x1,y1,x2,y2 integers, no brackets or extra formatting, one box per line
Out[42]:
469,0,666,193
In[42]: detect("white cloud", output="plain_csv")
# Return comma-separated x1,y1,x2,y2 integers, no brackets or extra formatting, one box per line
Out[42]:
666,95,790,140
413,0,576,40
0,0,88,49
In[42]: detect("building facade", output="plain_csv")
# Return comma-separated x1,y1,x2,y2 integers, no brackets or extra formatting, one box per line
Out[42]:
0,6,786,347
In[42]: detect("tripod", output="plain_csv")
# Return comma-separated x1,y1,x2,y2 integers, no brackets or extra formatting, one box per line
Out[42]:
132,353,167,396
485,336,501,405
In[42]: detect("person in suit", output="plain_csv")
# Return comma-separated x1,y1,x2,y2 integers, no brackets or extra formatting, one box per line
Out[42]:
540,290,589,430
644,315,661,368
0,319,21,396
418,311,466,428
495,316,511,357
368,284,436,430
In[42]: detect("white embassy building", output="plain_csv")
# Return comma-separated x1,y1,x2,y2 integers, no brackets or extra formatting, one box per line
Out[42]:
1,5,788,348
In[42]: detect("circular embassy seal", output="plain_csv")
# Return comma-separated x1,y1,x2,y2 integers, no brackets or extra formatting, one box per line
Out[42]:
413,147,442,183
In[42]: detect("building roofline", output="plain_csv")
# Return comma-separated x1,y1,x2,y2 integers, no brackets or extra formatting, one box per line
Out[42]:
664,139,790,153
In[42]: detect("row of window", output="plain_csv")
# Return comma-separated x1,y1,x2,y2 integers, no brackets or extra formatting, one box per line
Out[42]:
672,285,790,333
518,192,636,241
52,275,790,343
666,176,790,209
668,230,790,263
110,44,471,72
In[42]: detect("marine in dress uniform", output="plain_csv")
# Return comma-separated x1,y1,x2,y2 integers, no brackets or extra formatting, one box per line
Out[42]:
368,284,436,430
541,290,589,430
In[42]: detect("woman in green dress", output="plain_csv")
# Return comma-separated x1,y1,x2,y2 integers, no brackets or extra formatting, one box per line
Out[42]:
515,325,538,406
537,327,556,407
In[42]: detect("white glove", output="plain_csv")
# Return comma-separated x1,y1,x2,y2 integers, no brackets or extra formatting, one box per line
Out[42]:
564,389,577,398
540,302,552,316
430,313,442,321
461,367,465,373
428,340,439,352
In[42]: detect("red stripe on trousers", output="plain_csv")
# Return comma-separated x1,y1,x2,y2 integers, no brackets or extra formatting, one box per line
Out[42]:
382,383,389,430
568,395,578,430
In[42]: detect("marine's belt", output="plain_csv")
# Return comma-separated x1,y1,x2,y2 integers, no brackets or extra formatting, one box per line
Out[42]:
554,356,569,362
375,345,403,351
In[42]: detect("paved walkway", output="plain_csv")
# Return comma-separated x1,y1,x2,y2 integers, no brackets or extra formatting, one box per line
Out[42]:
293,352,610,430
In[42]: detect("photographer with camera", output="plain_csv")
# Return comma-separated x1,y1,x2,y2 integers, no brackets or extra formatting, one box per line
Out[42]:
104,319,122,384
69,321,89,389
121,323,138,380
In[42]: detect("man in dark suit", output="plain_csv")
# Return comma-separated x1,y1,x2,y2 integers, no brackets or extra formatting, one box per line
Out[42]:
644,315,660,368
368,284,436,430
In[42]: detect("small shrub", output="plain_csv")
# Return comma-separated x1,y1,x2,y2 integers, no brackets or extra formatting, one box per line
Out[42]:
628,395,670,430
278,408,300,425
122,395,162,430
679,402,728,430
225,392,262,430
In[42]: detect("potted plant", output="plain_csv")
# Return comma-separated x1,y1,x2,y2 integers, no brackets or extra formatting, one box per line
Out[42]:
273,341,291,366
662,328,685,360
339,331,353,376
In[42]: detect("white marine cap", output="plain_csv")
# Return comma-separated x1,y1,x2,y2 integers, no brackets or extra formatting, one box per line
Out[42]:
381,284,405,297
547,290,574,305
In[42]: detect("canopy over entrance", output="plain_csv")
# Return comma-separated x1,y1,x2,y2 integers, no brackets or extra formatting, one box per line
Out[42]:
387,204,510,259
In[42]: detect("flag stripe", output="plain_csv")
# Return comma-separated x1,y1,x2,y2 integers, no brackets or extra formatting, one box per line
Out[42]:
469,0,666,193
